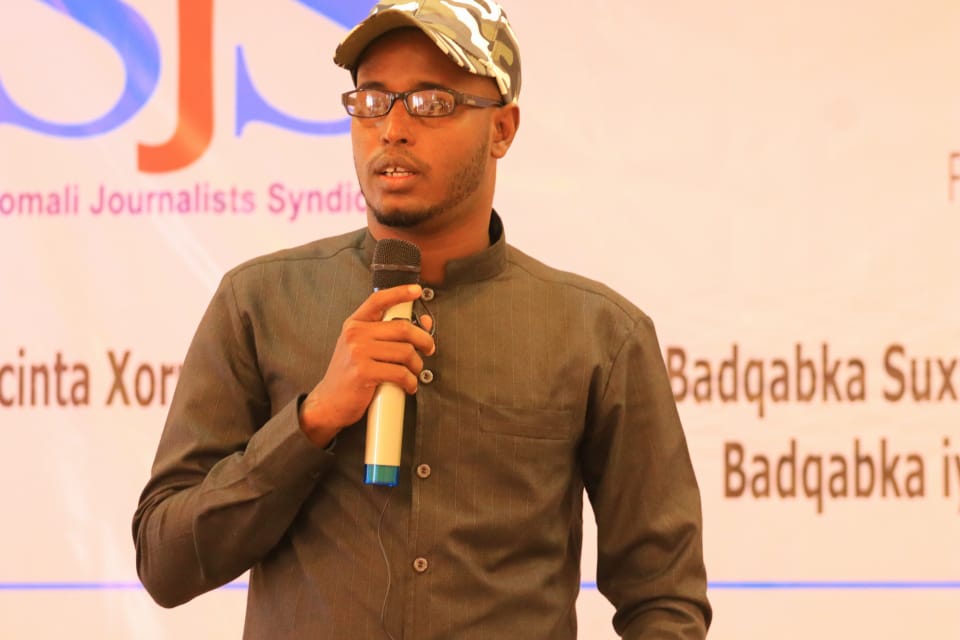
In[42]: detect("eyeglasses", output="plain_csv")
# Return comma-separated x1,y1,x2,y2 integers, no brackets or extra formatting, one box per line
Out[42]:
341,88,504,118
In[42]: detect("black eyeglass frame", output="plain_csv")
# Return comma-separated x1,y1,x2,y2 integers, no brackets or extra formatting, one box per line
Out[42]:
341,87,505,118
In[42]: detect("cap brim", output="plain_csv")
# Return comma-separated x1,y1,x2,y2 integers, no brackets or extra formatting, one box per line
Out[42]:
334,12,433,71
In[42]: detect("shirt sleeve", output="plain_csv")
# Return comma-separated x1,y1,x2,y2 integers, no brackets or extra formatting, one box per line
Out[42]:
131,273,336,608
580,313,712,638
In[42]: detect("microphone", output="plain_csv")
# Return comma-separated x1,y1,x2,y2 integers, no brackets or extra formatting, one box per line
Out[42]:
365,238,421,486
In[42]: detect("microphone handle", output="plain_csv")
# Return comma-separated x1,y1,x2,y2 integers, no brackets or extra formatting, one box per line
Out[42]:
364,300,414,486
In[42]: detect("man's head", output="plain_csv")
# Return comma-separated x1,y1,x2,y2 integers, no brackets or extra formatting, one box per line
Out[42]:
335,1,521,237
334,0,521,105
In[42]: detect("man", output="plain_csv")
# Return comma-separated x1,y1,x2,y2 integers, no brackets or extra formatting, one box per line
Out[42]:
133,1,711,638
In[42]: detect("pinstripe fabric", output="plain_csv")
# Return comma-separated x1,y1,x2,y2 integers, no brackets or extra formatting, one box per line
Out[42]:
133,213,710,639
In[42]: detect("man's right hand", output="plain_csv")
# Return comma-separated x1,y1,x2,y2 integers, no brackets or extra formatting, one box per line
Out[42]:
298,284,435,448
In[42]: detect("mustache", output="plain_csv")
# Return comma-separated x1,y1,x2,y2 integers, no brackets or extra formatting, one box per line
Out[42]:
368,151,428,176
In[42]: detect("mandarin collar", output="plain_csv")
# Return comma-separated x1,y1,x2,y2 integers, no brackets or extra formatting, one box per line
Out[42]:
361,211,507,288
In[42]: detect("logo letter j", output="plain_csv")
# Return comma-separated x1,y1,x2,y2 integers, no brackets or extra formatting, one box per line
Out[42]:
138,0,214,173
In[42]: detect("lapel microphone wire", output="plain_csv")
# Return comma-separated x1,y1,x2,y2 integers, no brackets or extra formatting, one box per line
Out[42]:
377,492,396,640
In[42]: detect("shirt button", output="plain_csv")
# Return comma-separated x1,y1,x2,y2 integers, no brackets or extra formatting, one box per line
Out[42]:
419,369,434,384
413,557,429,573
421,287,435,301
416,463,432,479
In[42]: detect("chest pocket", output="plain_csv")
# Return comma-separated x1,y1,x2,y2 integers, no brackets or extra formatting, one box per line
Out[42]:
478,404,573,440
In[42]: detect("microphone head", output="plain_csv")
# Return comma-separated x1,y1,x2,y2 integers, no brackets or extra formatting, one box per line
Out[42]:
371,238,421,289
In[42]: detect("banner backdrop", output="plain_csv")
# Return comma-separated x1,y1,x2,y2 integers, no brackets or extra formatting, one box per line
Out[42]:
2,1,958,638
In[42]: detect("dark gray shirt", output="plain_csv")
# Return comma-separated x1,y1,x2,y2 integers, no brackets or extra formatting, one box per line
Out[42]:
133,214,711,639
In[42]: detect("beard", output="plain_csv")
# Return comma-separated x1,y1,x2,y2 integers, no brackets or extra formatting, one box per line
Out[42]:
363,139,489,229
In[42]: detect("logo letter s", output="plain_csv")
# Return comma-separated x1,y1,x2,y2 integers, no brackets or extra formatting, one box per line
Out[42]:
0,0,160,137
234,1,375,137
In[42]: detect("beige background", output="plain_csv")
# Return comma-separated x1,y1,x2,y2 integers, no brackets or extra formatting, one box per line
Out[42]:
1,0,958,637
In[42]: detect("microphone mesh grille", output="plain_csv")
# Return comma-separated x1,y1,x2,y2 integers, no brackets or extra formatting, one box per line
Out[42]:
371,239,421,289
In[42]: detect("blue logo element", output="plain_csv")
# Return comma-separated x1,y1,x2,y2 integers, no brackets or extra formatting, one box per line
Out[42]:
0,0,377,141
0,0,160,138
235,1,376,136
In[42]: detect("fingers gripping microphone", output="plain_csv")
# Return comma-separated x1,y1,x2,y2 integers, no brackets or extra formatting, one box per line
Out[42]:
365,239,421,486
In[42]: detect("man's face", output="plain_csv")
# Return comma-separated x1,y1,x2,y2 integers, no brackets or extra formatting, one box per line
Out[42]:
350,28,502,232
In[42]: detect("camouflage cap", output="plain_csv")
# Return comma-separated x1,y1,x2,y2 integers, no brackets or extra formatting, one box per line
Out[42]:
334,0,521,104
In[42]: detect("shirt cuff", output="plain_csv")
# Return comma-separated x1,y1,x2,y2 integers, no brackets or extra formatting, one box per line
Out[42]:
246,396,337,489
